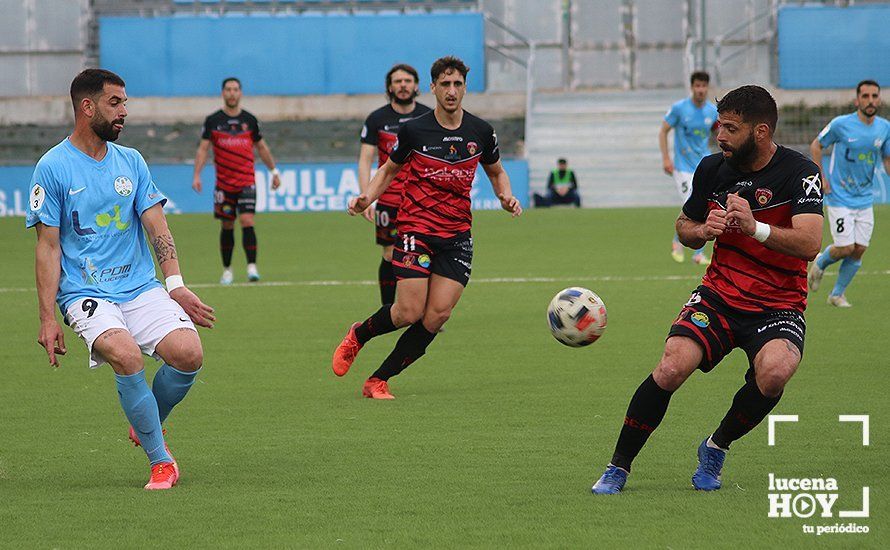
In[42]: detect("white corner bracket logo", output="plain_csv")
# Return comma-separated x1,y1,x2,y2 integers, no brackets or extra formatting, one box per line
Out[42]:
767,414,870,536
114,176,133,197
802,174,821,197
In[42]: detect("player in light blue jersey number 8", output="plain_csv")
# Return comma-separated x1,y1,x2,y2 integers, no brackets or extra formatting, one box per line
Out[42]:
659,71,719,265
809,80,890,307
28,69,215,490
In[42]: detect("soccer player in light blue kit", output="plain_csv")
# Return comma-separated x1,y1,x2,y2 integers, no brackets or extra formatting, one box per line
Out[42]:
659,71,719,265
29,69,215,490
808,80,890,307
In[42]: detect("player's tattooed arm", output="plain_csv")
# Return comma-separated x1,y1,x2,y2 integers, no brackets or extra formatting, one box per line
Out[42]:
151,233,178,266
141,203,182,277
676,213,712,249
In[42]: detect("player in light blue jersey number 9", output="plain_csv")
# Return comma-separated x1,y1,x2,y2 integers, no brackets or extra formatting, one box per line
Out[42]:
27,69,215,490
808,80,890,307
659,71,719,265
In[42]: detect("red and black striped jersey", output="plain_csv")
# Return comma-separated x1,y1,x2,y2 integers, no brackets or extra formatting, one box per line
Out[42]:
202,109,262,192
361,103,432,207
684,146,823,312
388,110,500,238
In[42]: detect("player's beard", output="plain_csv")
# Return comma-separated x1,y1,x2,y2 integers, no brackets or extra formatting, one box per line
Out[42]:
721,131,757,170
92,115,122,142
390,89,417,106
859,104,878,118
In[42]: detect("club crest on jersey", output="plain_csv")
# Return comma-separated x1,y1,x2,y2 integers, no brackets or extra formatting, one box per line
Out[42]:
114,176,133,197
802,174,821,197
241,123,249,132
755,188,773,206
467,141,478,155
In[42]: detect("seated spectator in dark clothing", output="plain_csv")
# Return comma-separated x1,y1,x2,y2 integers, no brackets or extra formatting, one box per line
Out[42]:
533,158,581,207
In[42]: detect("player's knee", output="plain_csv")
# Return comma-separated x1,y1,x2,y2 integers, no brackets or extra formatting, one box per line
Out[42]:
755,358,797,397
393,301,424,325
832,245,853,258
852,245,867,260
653,354,693,391
108,348,144,375
423,308,451,331
221,220,235,230
170,345,204,372
383,247,394,262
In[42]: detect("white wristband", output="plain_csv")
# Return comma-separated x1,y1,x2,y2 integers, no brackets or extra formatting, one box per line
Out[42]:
753,221,771,243
271,167,280,177
165,275,185,292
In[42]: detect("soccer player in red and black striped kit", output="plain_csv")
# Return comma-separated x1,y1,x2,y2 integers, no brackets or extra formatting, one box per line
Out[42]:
192,77,281,285
358,64,431,304
332,56,522,399
592,86,824,494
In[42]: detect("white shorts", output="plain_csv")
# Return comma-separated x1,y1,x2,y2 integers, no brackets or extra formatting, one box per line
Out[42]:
827,206,873,247
64,287,196,368
673,170,694,202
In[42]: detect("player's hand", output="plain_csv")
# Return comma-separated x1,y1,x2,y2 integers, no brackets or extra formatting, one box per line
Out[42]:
498,194,523,217
725,192,756,236
271,174,281,191
663,158,674,176
348,194,371,216
37,319,67,368
192,177,202,194
362,204,375,223
170,287,216,329
701,208,727,240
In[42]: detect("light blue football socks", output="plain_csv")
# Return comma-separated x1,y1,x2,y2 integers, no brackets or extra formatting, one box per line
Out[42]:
815,245,839,271
831,258,862,297
152,364,200,424
115,370,172,465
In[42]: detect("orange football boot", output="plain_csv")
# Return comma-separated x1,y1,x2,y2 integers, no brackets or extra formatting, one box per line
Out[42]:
362,377,395,400
332,322,363,376
129,426,179,481
144,462,179,490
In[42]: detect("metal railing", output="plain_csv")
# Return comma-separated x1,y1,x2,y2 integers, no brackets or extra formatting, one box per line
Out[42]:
484,14,536,159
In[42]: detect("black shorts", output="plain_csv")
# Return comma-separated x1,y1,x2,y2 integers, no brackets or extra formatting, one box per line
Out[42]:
375,204,399,246
668,286,806,372
392,231,473,287
214,185,256,220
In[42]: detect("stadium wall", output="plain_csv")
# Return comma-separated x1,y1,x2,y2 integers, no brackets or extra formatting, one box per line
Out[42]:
778,5,890,89
98,12,486,96
0,160,528,217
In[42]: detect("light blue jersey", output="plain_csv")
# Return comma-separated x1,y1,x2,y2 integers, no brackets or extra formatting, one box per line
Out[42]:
818,113,890,209
665,97,718,173
26,138,167,312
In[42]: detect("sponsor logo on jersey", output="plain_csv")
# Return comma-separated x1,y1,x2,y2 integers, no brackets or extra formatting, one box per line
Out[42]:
95,205,130,231
418,254,431,268
30,184,45,211
444,145,460,161
802,174,821,197
691,311,710,328
755,188,773,206
442,136,463,142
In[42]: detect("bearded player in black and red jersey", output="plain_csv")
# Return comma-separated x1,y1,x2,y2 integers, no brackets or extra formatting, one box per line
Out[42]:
193,77,281,285
332,56,522,399
592,85,824,494
358,64,431,304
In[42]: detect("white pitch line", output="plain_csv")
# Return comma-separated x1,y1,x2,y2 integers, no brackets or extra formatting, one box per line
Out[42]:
1,270,888,294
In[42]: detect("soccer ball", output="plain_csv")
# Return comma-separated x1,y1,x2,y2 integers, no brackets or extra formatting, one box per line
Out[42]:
547,287,608,347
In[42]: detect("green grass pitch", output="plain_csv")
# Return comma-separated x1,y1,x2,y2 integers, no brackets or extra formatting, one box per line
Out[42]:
0,206,886,548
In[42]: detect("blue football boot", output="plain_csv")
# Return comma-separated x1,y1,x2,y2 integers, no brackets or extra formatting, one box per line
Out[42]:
692,438,726,491
591,464,628,495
